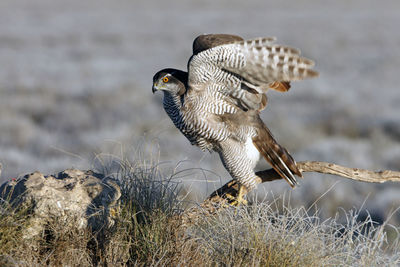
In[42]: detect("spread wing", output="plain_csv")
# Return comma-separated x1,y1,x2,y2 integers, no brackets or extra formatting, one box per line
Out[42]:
188,34,318,112
227,40,317,88
192,34,295,94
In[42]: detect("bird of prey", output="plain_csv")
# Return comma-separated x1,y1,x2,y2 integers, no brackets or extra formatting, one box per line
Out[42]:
152,34,317,205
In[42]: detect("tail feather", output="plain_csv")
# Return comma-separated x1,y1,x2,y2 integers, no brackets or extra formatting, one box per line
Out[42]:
252,126,302,187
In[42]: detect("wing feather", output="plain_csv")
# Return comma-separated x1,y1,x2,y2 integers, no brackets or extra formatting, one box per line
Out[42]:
193,34,243,55
222,43,318,84
188,34,318,112
190,36,317,86
269,81,291,92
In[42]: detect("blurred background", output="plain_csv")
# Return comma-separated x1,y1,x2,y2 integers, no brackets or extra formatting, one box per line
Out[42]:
0,0,399,225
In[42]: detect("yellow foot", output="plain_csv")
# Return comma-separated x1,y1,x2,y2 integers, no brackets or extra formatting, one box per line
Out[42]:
226,195,248,206
224,185,248,206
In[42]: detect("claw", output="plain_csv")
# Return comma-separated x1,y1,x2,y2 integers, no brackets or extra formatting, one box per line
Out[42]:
224,185,248,206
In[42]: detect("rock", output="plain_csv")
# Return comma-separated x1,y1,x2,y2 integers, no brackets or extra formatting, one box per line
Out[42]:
0,169,121,239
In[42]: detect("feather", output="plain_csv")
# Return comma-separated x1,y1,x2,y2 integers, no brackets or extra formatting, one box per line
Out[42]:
193,34,243,55
268,81,291,92
252,125,302,187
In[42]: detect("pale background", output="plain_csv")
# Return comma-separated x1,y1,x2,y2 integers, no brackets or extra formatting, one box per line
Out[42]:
0,0,399,224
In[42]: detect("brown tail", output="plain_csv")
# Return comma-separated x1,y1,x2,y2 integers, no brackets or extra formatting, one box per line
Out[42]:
252,125,302,187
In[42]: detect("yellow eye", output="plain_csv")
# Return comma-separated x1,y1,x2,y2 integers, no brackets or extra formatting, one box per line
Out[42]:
163,77,169,83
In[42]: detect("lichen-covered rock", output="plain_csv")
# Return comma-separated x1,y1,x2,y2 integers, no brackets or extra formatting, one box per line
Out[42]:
0,169,121,239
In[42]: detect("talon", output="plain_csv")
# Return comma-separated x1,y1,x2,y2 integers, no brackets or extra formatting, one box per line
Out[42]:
224,185,248,206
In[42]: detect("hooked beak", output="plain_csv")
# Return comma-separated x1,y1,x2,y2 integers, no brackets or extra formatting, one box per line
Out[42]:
152,81,160,94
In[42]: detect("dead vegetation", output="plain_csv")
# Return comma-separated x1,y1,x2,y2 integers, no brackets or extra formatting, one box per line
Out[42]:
0,156,399,266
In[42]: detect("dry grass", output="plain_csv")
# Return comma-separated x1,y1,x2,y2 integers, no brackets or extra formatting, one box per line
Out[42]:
190,202,400,266
0,155,399,266
0,203,93,266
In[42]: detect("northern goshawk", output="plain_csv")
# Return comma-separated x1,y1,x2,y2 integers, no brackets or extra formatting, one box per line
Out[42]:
152,34,317,204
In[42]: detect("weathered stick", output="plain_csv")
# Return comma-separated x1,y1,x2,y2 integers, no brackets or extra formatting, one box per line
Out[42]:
205,160,400,206
297,161,400,183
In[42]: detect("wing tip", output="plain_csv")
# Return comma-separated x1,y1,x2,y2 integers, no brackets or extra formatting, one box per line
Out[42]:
307,69,319,78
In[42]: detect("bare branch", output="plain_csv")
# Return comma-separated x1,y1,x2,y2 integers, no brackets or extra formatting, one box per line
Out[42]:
297,161,400,183
203,160,400,207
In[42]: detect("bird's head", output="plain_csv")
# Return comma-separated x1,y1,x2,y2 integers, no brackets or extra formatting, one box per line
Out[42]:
152,68,188,96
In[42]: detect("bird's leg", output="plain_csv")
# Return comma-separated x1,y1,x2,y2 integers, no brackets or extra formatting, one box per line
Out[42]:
234,184,248,206
225,184,248,206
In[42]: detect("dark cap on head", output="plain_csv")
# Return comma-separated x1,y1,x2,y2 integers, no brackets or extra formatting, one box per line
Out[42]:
153,68,188,86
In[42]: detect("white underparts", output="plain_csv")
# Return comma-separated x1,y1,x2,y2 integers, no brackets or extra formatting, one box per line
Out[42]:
245,137,260,166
